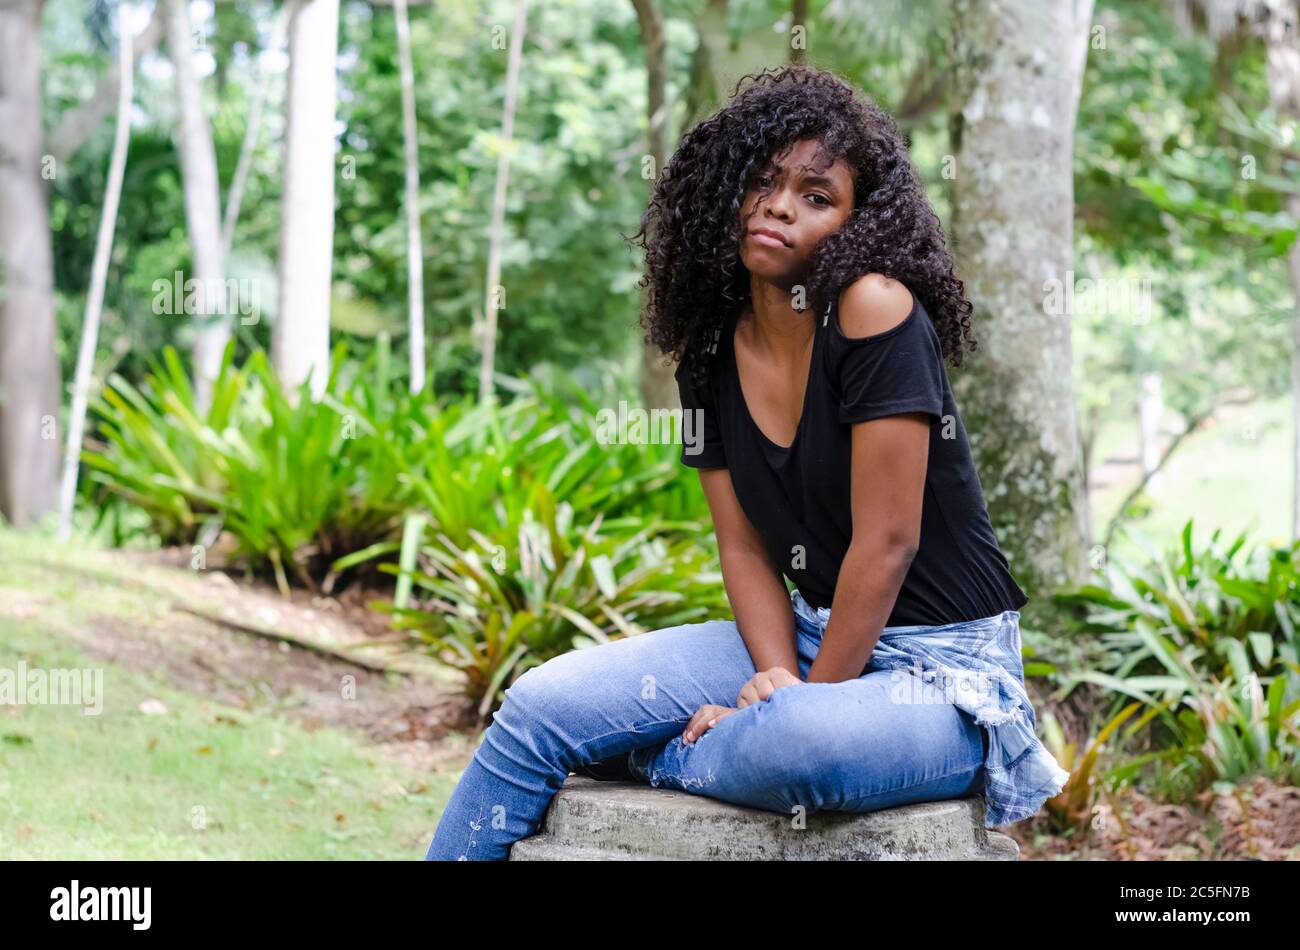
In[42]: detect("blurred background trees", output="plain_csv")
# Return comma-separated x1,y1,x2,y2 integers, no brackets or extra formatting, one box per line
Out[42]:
0,0,1296,615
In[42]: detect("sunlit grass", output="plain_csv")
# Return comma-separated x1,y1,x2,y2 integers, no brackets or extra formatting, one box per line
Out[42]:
1090,394,1290,560
0,598,453,860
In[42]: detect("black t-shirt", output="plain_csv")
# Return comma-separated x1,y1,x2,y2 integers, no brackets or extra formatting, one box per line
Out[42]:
675,290,1029,627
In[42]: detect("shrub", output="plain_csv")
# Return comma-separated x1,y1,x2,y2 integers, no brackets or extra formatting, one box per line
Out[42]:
85,342,412,591
372,483,726,721
1051,520,1300,798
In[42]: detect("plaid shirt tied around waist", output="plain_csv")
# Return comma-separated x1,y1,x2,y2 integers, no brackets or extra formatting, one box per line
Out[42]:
791,588,1071,828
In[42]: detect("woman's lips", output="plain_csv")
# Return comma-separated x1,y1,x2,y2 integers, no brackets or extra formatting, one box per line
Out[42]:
749,228,790,248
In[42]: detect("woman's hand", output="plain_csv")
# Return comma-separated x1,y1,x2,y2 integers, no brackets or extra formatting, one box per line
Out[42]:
681,704,740,744
736,666,803,708
681,668,803,744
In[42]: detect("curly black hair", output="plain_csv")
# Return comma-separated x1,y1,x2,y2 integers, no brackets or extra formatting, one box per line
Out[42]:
628,64,976,394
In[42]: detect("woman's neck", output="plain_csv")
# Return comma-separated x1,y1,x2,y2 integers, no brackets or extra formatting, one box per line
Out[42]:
738,279,815,358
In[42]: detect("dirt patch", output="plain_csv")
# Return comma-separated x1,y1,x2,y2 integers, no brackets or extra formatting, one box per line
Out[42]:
0,561,482,776
112,545,397,640
1008,775,1300,860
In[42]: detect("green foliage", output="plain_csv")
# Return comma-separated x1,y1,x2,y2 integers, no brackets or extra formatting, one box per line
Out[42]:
1070,0,1296,507
376,483,726,722
1050,519,1300,799
85,343,723,709
1055,519,1300,683
81,343,245,545
335,0,655,393
330,365,722,715
83,342,411,592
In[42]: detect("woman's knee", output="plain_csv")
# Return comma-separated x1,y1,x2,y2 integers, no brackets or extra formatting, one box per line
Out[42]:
720,686,828,795
478,653,608,773
495,625,693,728
495,649,589,729
504,619,743,713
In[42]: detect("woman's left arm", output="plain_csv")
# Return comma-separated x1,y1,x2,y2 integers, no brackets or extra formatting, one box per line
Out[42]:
805,411,931,683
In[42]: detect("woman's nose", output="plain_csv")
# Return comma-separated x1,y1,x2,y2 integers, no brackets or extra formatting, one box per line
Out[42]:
764,191,794,220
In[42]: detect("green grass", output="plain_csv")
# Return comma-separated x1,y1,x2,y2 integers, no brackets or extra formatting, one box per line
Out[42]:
1091,394,1291,559
0,585,455,860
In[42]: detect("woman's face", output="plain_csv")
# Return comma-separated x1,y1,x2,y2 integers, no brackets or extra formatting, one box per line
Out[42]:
738,138,856,292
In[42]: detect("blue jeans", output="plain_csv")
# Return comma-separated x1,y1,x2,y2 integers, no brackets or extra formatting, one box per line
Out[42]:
424,590,988,860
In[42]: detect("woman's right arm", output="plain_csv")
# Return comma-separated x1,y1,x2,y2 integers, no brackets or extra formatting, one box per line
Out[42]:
697,467,800,676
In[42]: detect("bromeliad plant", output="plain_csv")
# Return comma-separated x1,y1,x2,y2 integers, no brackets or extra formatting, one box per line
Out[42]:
320,360,713,569
84,341,412,592
86,342,726,697
1053,519,1300,689
81,344,244,545
1050,520,1300,799
1097,617,1300,792
371,483,727,722
214,350,411,591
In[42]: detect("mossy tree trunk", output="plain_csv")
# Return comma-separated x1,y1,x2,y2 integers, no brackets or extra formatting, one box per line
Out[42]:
947,0,1095,618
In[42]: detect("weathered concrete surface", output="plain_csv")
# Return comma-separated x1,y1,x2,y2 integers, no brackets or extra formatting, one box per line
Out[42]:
509,774,1020,861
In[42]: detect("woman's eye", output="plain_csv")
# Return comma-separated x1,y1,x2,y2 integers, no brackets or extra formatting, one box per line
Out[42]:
808,194,830,206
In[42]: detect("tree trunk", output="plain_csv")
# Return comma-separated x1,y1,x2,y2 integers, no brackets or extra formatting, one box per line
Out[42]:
631,0,676,410
1137,370,1164,495
1287,189,1300,541
0,0,60,528
682,0,779,129
394,0,426,394
58,8,134,540
790,0,808,63
478,0,528,405
222,0,294,260
947,0,1093,606
167,0,227,413
274,0,339,401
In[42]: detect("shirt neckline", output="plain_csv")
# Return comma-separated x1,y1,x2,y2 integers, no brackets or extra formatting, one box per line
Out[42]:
729,299,831,454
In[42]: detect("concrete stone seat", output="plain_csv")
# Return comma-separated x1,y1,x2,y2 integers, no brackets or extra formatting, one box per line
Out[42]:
508,774,1020,861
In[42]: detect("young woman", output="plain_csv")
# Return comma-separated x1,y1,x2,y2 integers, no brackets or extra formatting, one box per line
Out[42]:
424,64,1069,861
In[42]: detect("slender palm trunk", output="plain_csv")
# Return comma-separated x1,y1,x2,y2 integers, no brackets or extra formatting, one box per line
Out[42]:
274,0,339,401
394,0,426,394
57,8,135,540
167,0,228,413
478,0,528,404
221,0,294,261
